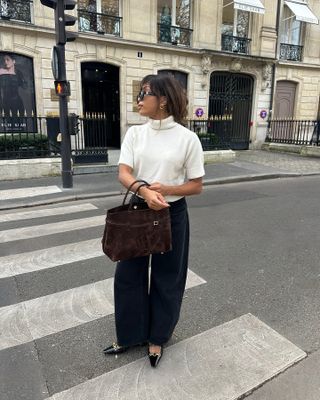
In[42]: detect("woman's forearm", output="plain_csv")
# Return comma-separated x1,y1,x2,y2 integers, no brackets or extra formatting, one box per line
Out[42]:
148,178,203,197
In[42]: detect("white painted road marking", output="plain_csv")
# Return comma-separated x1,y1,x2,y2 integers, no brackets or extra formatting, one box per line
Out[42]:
47,314,306,400
0,215,105,243
0,270,206,351
0,203,98,223
0,238,103,278
0,186,62,200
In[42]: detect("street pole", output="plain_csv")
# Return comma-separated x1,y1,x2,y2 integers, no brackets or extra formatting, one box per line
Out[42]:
57,43,73,188
40,0,77,189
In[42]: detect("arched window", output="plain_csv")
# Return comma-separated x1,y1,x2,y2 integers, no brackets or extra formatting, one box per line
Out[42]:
158,69,188,90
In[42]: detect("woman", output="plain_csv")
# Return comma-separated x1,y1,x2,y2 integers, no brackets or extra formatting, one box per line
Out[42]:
104,74,205,367
0,53,25,117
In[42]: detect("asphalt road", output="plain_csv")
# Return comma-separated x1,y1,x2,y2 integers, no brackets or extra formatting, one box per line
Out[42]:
1,175,320,399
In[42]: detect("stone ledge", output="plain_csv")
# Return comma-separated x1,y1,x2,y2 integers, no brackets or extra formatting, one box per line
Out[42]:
1,158,62,181
204,150,236,164
262,143,320,158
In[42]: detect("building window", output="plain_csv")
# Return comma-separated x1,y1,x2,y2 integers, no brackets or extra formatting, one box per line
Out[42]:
0,0,33,24
157,0,193,46
221,0,265,55
281,4,303,46
221,0,252,54
279,1,318,61
78,0,121,36
158,69,188,89
280,4,304,61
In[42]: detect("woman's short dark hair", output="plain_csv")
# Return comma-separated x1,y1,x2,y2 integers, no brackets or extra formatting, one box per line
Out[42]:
141,74,188,125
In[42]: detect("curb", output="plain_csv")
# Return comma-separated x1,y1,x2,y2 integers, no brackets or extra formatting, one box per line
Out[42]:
0,172,309,212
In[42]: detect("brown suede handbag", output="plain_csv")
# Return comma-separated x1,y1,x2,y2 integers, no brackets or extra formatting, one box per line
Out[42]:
102,180,172,262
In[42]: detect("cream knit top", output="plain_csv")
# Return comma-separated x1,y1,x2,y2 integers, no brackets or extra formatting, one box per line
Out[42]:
118,116,205,202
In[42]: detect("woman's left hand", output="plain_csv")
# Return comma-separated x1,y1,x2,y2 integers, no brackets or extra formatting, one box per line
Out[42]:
149,182,169,196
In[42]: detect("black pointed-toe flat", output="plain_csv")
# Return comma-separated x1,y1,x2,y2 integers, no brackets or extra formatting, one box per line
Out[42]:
148,345,163,367
103,342,128,355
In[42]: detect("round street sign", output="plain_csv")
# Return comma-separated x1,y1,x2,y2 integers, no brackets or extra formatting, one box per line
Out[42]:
260,109,268,119
195,108,204,118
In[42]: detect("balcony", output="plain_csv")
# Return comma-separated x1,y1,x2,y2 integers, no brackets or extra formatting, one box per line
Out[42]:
78,9,122,36
221,34,251,55
0,0,33,24
280,43,303,62
158,24,192,47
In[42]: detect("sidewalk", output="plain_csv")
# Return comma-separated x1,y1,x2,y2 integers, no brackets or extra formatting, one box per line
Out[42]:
1,150,320,211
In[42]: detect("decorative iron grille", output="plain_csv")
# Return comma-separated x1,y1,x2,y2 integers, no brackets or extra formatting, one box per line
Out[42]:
187,119,231,150
266,119,319,146
78,9,121,36
158,24,192,46
221,34,251,55
280,43,303,62
0,0,32,23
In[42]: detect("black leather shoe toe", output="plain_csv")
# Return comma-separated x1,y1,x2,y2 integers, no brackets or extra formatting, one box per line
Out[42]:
148,345,163,367
103,343,128,355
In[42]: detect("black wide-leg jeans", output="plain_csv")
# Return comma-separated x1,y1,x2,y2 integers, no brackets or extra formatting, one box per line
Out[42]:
114,197,189,346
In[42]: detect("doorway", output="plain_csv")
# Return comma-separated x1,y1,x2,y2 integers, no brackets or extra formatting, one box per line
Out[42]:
209,72,253,149
81,62,120,148
274,80,296,118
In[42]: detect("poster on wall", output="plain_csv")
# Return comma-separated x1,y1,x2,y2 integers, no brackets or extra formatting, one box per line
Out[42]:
0,52,37,133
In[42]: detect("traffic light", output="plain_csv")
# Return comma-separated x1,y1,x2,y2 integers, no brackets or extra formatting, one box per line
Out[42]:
68,113,80,135
40,0,78,45
54,80,70,96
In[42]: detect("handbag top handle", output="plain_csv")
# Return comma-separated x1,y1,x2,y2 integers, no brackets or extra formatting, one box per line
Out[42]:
122,179,150,206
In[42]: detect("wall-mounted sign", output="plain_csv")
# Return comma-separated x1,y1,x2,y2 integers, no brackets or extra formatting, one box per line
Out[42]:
0,52,37,132
260,109,268,119
195,107,204,117
132,80,141,113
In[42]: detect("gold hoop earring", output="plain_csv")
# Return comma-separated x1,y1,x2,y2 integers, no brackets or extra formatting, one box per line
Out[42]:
160,104,165,110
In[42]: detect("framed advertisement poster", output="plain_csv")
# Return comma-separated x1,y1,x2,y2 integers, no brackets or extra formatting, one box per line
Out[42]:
0,52,37,133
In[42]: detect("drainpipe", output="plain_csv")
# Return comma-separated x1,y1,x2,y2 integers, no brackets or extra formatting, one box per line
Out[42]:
268,0,282,129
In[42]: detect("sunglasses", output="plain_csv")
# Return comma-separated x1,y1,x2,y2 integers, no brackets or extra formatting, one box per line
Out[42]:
136,90,156,103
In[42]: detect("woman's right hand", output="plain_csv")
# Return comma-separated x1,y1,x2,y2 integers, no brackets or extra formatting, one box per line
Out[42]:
139,187,170,210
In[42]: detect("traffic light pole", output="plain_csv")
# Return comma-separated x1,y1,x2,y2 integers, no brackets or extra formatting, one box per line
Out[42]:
58,44,73,188
40,0,77,188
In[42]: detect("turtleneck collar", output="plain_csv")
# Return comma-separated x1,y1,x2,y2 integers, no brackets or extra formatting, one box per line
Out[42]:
147,115,177,130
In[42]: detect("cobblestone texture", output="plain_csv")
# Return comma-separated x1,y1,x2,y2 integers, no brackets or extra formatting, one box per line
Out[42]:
236,150,320,174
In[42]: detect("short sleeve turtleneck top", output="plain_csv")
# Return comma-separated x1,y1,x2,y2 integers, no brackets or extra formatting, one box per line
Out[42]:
118,115,205,202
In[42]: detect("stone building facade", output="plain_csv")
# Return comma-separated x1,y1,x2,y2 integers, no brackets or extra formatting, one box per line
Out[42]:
0,0,319,150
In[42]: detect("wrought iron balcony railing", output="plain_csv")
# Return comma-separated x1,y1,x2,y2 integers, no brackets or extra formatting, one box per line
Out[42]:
279,43,303,62
158,24,193,47
0,0,33,24
78,9,122,36
221,34,251,55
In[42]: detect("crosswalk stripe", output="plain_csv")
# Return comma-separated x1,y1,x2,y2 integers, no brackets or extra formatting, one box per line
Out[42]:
0,186,62,200
0,203,98,223
47,314,306,400
0,238,102,279
0,238,208,283
0,270,206,351
0,215,104,243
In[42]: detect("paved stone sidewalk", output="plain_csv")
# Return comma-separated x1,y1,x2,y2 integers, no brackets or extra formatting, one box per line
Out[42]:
236,150,320,174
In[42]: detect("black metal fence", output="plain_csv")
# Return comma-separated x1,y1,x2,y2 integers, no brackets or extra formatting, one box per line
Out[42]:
280,43,303,62
187,119,232,150
0,115,109,162
0,116,56,159
158,24,192,46
0,0,33,23
78,9,121,36
266,119,320,146
221,34,251,55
